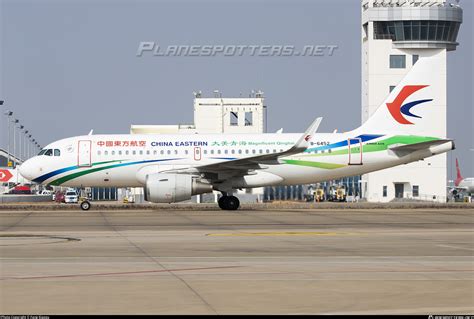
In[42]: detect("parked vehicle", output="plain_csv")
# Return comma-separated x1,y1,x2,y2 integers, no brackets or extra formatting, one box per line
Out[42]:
64,191,79,203
10,185,32,194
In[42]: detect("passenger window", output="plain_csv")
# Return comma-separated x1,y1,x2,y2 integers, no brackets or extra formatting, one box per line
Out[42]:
118,150,122,155
132,150,136,155
125,150,129,155
185,150,189,155
146,150,150,155
259,149,263,154
238,150,242,154
204,150,208,155
104,150,108,156
153,150,157,155
111,150,115,155
245,149,249,154
224,150,228,154
217,149,221,154
98,150,101,156
174,150,178,155
139,150,143,155
44,149,53,156
167,150,171,155
266,149,270,154
210,150,214,155
252,149,256,154
160,150,164,155
54,149,61,156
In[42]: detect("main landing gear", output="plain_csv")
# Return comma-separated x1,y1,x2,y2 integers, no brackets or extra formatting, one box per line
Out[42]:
218,195,240,211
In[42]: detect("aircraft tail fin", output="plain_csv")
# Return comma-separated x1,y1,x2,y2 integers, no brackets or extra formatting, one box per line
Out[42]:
357,55,445,136
455,158,464,186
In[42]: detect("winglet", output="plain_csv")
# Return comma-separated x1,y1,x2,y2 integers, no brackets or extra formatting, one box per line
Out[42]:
289,117,322,153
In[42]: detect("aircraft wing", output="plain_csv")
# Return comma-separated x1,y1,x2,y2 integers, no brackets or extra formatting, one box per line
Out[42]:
161,117,323,178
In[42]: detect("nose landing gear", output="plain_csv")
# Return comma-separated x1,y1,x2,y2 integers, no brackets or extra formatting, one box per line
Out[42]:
80,200,91,211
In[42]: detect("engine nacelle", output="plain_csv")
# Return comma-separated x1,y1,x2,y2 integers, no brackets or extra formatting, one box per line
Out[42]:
145,173,213,203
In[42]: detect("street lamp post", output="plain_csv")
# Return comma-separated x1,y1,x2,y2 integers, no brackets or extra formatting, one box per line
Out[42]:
4,111,13,167
12,119,19,167
28,135,32,158
19,125,24,163
24,130,29,160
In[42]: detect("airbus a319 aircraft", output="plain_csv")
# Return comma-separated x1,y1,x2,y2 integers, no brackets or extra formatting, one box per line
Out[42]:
20,56,454,210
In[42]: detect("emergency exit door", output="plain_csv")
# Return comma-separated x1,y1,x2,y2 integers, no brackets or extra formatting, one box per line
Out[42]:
78,140,92,167
348,138,363,165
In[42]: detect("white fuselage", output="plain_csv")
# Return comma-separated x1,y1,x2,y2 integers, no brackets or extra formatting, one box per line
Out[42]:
20,132,453,191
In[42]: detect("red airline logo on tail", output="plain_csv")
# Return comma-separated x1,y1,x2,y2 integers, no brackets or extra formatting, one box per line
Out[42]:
386,85,433,125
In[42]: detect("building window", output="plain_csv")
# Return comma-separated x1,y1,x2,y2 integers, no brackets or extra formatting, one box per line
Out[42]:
412,54,419,65
413,185,419,197
230,112,238,126
245,112,253,126
383,186,387,197
389,85,396,93
390,55,406,69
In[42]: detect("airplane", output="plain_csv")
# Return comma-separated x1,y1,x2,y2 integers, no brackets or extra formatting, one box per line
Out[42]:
20,55,455,211
451,158,474,195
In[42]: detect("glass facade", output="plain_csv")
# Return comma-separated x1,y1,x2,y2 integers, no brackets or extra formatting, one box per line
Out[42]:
374,20,460,42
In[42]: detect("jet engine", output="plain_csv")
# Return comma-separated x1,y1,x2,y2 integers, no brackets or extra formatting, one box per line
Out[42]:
144,173,213,203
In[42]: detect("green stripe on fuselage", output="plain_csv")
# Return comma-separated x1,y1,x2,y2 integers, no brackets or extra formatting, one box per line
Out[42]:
282,160,346,169
305,135,439,157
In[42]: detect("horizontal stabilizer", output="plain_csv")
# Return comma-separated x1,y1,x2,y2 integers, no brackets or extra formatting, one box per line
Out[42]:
389,139,452,152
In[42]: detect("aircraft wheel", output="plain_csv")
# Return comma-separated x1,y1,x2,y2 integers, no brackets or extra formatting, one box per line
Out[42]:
80,200,91,211
218,196,226,209
218,196,240,210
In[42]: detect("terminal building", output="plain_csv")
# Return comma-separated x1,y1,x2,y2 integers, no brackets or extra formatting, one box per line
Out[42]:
125,90,267,203
361,0,462,202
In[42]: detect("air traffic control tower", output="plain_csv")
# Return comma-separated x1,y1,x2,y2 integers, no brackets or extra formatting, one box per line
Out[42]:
361,0,462,202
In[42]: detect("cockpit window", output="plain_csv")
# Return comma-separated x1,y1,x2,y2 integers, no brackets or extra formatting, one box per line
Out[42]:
54,149,60,156
44,149,53,156
38,149,47,155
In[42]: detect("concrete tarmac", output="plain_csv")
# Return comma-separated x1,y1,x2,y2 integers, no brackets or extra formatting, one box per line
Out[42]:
0,208,473,314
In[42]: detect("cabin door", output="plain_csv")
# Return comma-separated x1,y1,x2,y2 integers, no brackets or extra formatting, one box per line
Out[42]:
78,140,92,167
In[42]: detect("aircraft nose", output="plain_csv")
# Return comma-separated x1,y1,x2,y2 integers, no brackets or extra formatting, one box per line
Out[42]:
19,158,38,181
